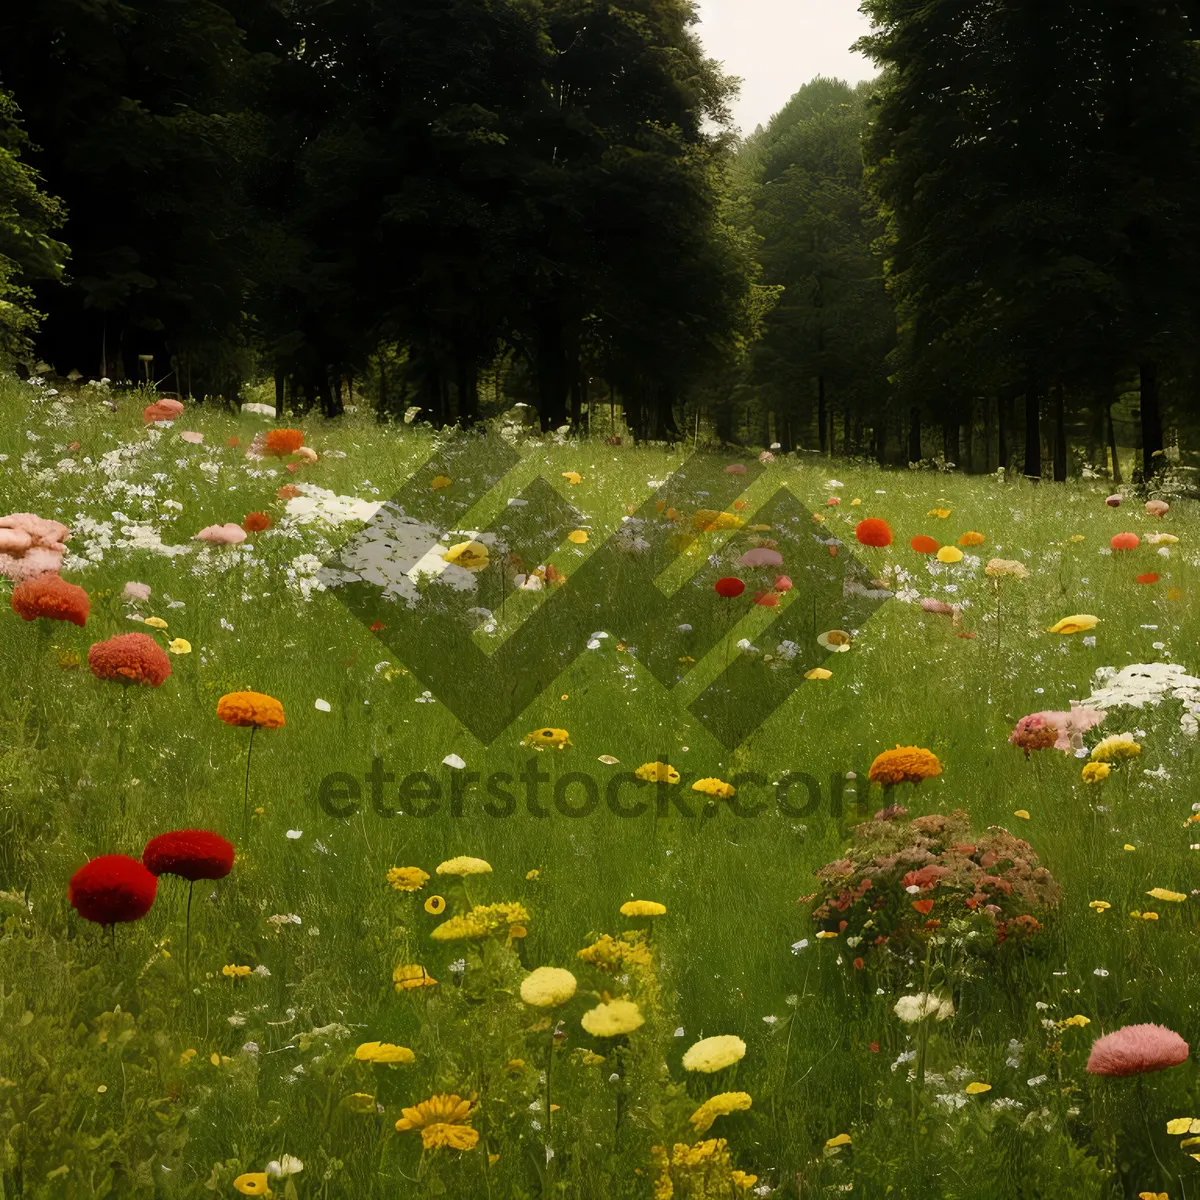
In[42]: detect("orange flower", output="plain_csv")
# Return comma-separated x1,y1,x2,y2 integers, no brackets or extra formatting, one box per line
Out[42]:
957,531,985,547
276,484,301,500
88,633,172,688
868,745,942,786
265,428,305,456
855,518,893,547
217,691,286,729
909,535,939,555
243,511,273,532
12,573,90,626
1136,573,1159,585
912,899,935,915
1110,532,1140,551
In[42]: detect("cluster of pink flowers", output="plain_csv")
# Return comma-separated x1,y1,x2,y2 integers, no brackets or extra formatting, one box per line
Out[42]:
0,513,71,581
1009,707,1107,757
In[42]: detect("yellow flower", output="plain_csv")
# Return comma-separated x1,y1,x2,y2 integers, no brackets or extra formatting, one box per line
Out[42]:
1148,888,1187,903
387,866,429,892
221,964,252,979
958,531,985,546
1081,762,1111,784
561,471,582,485
520,967,578,1008
525,868,540,880
868,745,942,786
341,1093,378,1114
693,509,744,532
635,762,680,784
436,856,492,876
1131,910,1159,921
422,1123,480,1151
816,629,852,652
567,530,589,545
689,1092,752,1134
424,895,446,914
443,541,490,571
167,638,191,655
1013,809,1030,821
805,667,833,680
985,558,1030,579
682,1035,746,1073
692,777,736,799
393,964,437,991
1069,534,1085,543
850,498,861,505
430,475,452,489
965,1082,992,1095
620,900,667,917
431,901,529,942
815,930,839,939
396,1094,475,1132
825,1133,852,1148
355,1042,415,1064
928,508,951,518
1166,1118,1200,1135
1091,734,1141,763
522,728,572,749
1045,614,1099,634
936,545,963,564
1088,900,1111,913
580,1050,605,1065
1060,1014,1091,1028
577,933,653,972
1124,844,1137,852
581,998,644,1037
178,1048,197,1066
233,1174,271,1196
731,1171,758,1189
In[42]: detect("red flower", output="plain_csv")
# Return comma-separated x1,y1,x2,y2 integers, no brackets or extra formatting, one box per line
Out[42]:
1137,573,1160,585
11,573,90,625
853,956,865,970
754,590,778,607
715,577,745,599
869,1041,880,1053
1111,532,1140,551
911,898,935,915
88,633,172,687
910,535,939,555
855,518,893,548
143,830,235,881
265,428,305,456
243,511,273,532
68,855,157,925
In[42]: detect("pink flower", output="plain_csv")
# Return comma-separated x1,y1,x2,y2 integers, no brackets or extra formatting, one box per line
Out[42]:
294,446,318,463
123,581,151,602
1145,499,1169,518
758,451,776,464
1105,494,1121,508
1086,1023,1189,1076
920,598,961,618
0,513,71,581
724,463,747,475
740,547,783,568
193,523,247,545
179,431,204,444
1018,707,1106,752
143,399,185,424
774,575,793,592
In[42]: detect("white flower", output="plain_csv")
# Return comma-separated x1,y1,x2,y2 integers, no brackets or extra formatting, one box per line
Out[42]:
314,698,331,712
894,993,955,1023
266,1155,304,1178
443,753,466,769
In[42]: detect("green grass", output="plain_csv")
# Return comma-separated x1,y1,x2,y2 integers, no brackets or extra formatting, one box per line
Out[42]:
1,374,1198,1199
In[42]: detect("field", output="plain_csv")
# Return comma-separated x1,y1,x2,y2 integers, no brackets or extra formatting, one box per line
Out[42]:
2,373,1199,1200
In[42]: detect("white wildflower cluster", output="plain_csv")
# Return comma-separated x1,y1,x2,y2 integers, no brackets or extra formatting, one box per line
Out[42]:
893,993,955,1023
282,484,382,527
1084,662,1200,735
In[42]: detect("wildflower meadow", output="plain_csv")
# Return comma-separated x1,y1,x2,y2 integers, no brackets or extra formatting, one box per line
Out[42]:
1,374,1199,1199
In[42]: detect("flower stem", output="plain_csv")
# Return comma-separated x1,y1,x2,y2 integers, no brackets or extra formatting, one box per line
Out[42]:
242,725,257,837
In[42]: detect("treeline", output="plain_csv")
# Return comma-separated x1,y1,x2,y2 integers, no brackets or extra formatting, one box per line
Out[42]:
2,1,1200,477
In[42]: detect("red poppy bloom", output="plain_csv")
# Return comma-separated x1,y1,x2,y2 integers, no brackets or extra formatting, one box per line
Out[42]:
243,511,273,532
88,633,172,687
1137,573,1160,584
855,518,893,547
911,898,935,915
853,956,865,970
715,577,745,598
68,855,158,925
11,573,90,625
1111,532,1140,550
143,830,235,881
910,535,939,555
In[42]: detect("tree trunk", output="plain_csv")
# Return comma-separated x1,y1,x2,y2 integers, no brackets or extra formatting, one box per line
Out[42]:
535,315,569,431
907,406,922,463
1140,360,1164,478
942,416,960,467
1107,401,1122,484
274,369,284,418
817,375,827,454
1052,381,1067,481
1023,383,1041,478
997,394,1010,470
456,358,479,425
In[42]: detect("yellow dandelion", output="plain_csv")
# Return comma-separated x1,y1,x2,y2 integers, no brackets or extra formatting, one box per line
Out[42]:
692,777,736,799
1081,762,1111,784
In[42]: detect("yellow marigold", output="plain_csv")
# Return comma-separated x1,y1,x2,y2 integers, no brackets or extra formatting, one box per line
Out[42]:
692,777,736,799
432,901,529,942
422,1123,479,1151
443,541,489,571
222,964,252,978
396,1094,476,1131
520,967,578,1008
581,998,644,1037
635,762,680,784
957,531,985,547
682,1035,746,1073
436,856,492,876
868,745,942,786
577,933,653,972
387,866,429,892
217,691,285,729
936,545,963,564
1147,888,1187,903
233,1174,271,1196
689,1091,752,1133
355,1041,415,1064
1060,1015,1091,1028
1081,762,1111,784
1090,733,1140,763
393,964,437,991
1045,614,1099,634
985,558,1029,579
522,728,572,749
620,900,667,917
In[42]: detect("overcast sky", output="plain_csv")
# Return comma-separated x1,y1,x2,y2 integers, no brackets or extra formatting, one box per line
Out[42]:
694,0,876,134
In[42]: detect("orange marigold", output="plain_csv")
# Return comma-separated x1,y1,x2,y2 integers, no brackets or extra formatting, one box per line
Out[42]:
276,484,301,500
12,573,90,626
265,428,305,456
88,633,172,688
855,518,893,547
868,745,942,787
243,511,273,532
957,531,985,547
217,691,286,729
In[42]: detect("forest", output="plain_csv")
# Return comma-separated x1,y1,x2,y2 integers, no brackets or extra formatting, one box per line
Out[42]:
1,0,1199,479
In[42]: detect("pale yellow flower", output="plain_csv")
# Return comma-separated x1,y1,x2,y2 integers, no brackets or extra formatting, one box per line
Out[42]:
682,1035,746,1073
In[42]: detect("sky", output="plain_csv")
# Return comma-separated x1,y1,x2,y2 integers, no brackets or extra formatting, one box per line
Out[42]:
693,0,876,134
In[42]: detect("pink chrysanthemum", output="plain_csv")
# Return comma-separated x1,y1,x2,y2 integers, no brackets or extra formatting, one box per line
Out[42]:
1086,1023,1189,1076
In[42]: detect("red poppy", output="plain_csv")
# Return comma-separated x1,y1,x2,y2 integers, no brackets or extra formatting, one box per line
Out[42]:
1111,532,1140,551
1137,573,1160,585
869,1041,880,1053
715,577,745,598
11,573,90,625
853,956,865,970
143,830,235,881
243,511,272,532
88,633,172,688
911,898,935,915
68,855,157,925
910,535,939,555
369,621,386,632
855,518,893,548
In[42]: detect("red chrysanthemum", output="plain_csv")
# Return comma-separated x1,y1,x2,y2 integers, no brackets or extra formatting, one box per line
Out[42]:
909,535,939,555
88,633,172,688
143,830,235,881
1086,1023,1189,1076
1111,532,1140,551
715,577,745,599
68,855,158,925
11,573,90,626
265,428,305,456
856,518,893,548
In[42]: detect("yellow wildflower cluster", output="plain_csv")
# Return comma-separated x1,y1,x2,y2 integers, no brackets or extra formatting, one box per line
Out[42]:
431,901,529,942
689,1091,752,1134
577,932,653,973
692,510,744,532
386,866,429,892
650,1138,756,1200
1090,733,1141,763
635,762,680,784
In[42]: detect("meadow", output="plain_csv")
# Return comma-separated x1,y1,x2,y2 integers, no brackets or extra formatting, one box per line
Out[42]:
1,372,1199,1200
